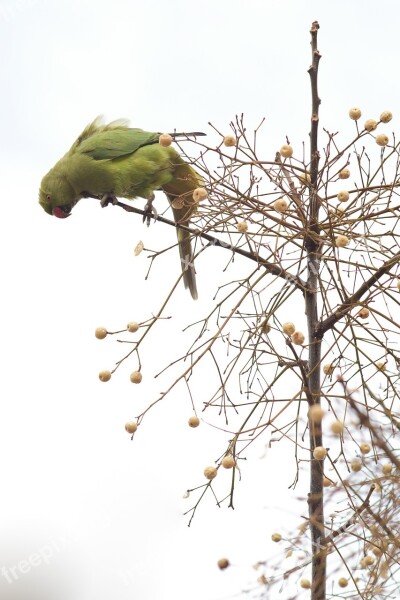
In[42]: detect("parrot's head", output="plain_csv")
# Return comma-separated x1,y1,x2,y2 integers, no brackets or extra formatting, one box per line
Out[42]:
39,169,78,219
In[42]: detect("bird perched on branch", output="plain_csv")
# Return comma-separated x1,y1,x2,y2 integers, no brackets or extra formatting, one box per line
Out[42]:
39,117,205,299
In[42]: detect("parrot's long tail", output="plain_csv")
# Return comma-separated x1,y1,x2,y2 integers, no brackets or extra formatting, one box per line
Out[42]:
163,155,203,300
176,227,198,300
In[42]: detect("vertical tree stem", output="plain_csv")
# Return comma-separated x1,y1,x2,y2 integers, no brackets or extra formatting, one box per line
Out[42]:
306,21,326,600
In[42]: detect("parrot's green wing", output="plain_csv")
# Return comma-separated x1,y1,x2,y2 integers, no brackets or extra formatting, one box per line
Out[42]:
77,128,160,161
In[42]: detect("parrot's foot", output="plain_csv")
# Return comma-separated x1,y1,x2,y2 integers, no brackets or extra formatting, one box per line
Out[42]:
100,193,118,208
142,193,158,227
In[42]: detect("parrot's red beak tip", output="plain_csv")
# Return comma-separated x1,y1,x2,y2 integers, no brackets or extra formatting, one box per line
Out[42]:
52,206,71,219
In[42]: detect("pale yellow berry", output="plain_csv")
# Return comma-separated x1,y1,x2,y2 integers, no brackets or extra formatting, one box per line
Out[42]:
308,405,324,423
313,446,327,460
298,171,311,184
380,111,392,123
171,197,184,209
323,477,332,487
222,455,235,469
349,107,362,120
125,421,138,434
339,168,350,179
217,558,230,570
337,190,350,203
273,198,289,213
376,133,389,147
204,466,218,480
331,420,344,434
130,371,142,384
300,579,311,589
192,187,208,202
159,133,173,147
258,575,268,584
280,144,293,158
188,415,200,428
338,577,348,588
95,327,107,340
364,119,378,132
286,550,293,558
360,443,370,454
99,370,111,382
223,135,236,147
282,322,295,335
271,533,282,542
236,221,248,233
134,240,144,256
397,279,400,290
358,307,369,319
336,235,349,248
291,331,305,345
364,555,375,566
127,321,139,333
351,459,362,472
375,361,386,371
382,463,392,475
323,363,334,375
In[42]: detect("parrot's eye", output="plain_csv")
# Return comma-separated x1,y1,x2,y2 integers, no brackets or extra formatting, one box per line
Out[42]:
46,194,51,202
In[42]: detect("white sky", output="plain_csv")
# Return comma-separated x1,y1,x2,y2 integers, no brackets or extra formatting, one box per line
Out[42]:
1,0,400,598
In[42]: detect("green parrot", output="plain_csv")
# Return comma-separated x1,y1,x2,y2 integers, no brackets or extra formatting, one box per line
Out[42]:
39,117,205,299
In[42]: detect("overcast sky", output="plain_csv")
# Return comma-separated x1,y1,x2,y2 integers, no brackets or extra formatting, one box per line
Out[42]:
1,1,400,598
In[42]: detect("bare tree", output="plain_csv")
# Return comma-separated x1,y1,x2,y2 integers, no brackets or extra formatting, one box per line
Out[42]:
96,22,400,600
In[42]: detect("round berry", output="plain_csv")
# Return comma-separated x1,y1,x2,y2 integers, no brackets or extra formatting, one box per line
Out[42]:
221,455,235,469
380,111,392,123
313,446,327,460
336,235,349,248
339,168,350,179
337,191,349,203
273,198,289,213
204,466,218,480
291,331,305,345
217,557,230,569
364,119,377,132
358,308,369,319
280,144,293,158
125,421,138,434
375,361,386,371
271,533,282,542
349,107,362,120
308,405,324,423
192,187,208,202
282,322,295,335
376,133,389,147
159,133,173,147
236,221,248,233
223,135,236,147
360,443,370,454
130,371,142,383
99,370,111,382
382,463,392,475
188,415,200,428
300,579,311,589
351,459,362,472
95,327,108,340
323,363,334,375
338,577,348,588
127,321,139,333
331,420,344,435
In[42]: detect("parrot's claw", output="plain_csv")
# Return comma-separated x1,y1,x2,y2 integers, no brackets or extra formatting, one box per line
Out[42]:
100,193,118,208
142,194,157,226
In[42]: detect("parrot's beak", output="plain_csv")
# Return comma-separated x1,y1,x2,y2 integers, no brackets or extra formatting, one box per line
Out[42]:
52,205,72,219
